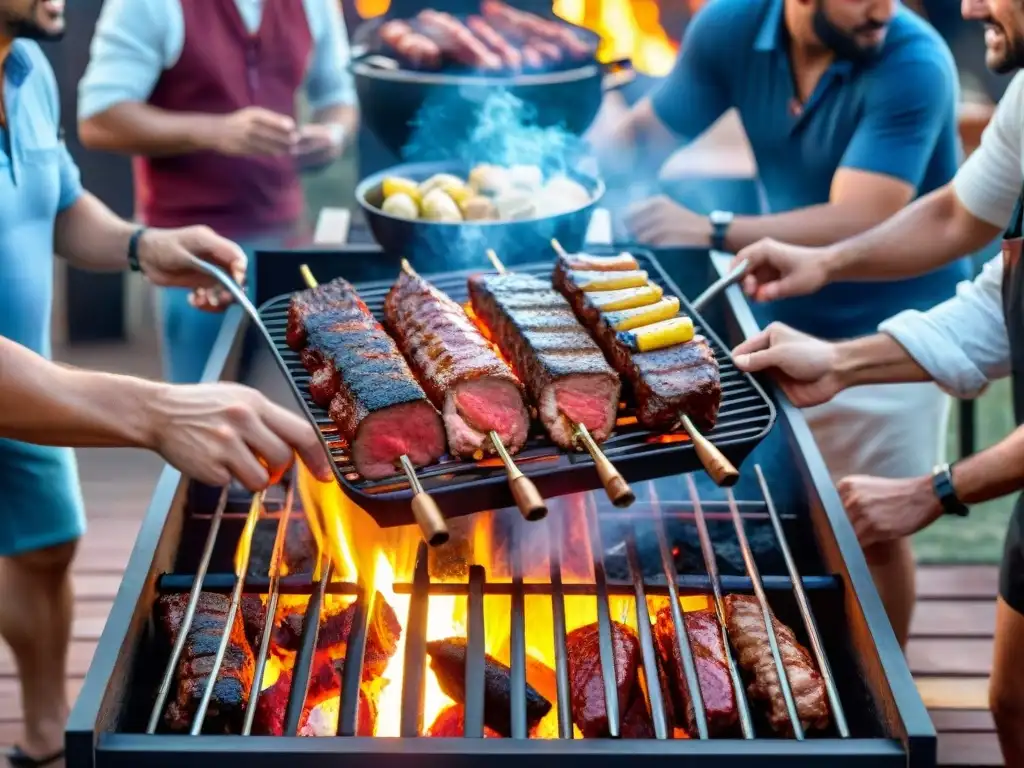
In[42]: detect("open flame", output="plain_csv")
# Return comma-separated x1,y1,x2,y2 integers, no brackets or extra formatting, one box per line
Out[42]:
553,0,678,76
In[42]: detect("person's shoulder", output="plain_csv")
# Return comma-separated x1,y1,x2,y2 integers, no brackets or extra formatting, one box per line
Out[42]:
687,0,766,48
13,41,58,95
873,8,956,74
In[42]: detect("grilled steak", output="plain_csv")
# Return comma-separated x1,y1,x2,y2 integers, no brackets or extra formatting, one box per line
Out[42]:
468,272,620,449
552,259,721,431
426,705,502,738
723,594,829,735
426,637,552,736
156,593,255,734
287,277,446,479
565,621,652,738
384,267,530,458
652,605,737,736
253,658,376,736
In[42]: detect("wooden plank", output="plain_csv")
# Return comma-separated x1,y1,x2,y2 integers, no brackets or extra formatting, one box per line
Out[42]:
916,566,999,599
0,720,23,749
0,640,98,678
911,600,995,638
73,573,125,601
929,709,996,732
917,677,990,710
907,639,994,676
0,678,84,721
938,732,1004,766
73,601,113,641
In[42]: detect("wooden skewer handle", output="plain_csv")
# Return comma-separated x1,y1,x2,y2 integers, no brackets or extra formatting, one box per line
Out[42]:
679,415,739,487
510,475,548,521
574,423,635,508
411,492,450,547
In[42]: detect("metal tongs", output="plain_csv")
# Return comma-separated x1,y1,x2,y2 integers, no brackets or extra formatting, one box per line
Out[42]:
692,254,749,315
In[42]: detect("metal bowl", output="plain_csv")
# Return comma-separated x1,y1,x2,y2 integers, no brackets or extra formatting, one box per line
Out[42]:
356,159,605,272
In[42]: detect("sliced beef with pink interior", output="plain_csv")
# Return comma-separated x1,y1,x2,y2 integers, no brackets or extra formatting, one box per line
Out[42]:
468,272,620,449
288,277,446,480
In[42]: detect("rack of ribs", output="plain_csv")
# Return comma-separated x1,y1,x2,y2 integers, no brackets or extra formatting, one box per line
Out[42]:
384,264,530,459
286,276,446,479
723,594,829,735
552,257,721,432
467,272,620,450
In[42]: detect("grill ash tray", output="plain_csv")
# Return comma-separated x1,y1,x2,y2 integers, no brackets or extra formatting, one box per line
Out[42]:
256,249,776,525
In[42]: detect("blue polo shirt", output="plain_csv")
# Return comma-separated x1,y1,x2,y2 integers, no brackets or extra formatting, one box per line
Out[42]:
0,40,87,556
650,0,972,340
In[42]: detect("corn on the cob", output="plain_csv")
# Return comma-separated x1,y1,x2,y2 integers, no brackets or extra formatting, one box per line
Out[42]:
616,316,695,352
604,297,681,331
588,283,664,311
561,251,639,272
572,269,649,292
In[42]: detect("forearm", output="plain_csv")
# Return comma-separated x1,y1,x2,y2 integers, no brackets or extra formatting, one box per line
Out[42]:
78,102,221,157
833,333,934,390
823,186,1000,281
725,199,900,252
0,336,158,448
952,425,1024,505
53,193,137,272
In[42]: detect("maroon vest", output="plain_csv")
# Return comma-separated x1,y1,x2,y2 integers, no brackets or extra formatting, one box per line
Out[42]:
135,0,312,238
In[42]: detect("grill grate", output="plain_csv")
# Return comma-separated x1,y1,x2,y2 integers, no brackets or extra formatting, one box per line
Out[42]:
256,251,776,524
145,466,853,744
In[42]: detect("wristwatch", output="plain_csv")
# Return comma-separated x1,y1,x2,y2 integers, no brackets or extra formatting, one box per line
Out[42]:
709,210,734,252
931,462,969,517
127,227,148,273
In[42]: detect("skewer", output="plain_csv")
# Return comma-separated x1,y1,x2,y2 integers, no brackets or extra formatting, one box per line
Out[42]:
399,259,547,522
550,238,739,488
300,264,449,547
484,249,635,508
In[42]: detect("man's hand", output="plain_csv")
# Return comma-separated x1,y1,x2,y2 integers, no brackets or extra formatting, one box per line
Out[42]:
731,322,843,407
137,226,247,312
625,195,712,246
214,107,298,157
147,382,332,491
293,123,344,170
838,475,942,548
732,238,833,302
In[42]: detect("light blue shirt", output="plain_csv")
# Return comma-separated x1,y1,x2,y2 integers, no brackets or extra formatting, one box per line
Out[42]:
77,0,356,121
1,40,83,357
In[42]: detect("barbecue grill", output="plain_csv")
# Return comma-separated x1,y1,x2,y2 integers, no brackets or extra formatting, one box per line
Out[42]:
66,246,936,768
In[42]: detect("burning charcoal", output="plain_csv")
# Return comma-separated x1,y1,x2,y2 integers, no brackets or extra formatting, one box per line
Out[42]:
426,637,552,736
240,596,266,651
426,705,501,738
652,605,737,736
565,621,641,738
254,658,375,736
156,593,255,734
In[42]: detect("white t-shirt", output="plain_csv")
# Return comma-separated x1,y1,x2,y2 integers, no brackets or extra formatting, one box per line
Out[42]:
877,72,1024,397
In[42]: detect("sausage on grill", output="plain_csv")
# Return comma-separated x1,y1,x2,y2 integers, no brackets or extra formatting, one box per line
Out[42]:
415,10,503,70
723,594,829,735
565,621,653,738
426,637,553,736
480,0,591,58
652,605,737,736
384,267,530,459
287,277,446,480
552,259,721,432
157,593,255,734
379,19,443,69
466,15,522,70
467,272,620,450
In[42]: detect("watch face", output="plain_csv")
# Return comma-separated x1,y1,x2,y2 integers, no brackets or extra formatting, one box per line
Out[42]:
711,211,733,226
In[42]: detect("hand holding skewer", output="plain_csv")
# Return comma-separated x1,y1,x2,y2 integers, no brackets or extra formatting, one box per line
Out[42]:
485,248,635,508
300,264,450,546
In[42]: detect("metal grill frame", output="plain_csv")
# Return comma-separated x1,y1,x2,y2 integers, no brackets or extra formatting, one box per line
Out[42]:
66,246,936,768
256,247,776,525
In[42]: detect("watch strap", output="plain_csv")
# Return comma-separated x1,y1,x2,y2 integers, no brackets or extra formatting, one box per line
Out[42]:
709,210,733,252
127,227,147,273
932,463,969,517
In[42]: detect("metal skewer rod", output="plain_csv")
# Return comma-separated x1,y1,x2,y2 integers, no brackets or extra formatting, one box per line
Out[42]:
242,479,295,735
550,238,739,488
191,490,266,734
400,258,546,522
146,486,231,734
300,264,449,547
485,248,634,508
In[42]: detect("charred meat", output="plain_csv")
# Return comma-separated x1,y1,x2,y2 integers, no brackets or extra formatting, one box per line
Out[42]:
552,258,721,432
467,272,620,449
652,605,737,736
426,705,502,738
384,266,530,459
286,277,446,479
426,636,552,735
723,594,829,735
156,593,255,733
565,621,652,738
